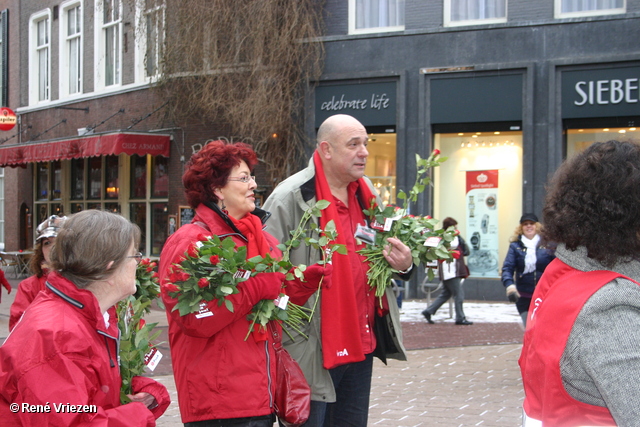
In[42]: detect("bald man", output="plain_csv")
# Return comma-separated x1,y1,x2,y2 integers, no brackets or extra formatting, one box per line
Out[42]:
264,114,412,426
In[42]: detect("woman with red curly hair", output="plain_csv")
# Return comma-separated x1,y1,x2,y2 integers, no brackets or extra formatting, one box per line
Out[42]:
159,140,330,426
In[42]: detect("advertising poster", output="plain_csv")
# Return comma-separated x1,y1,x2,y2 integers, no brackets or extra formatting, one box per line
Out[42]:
465,170,500,278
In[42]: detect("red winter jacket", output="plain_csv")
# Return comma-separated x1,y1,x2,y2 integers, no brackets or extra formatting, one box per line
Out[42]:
9,274,47,331
159,204,313,423
0,271,170,426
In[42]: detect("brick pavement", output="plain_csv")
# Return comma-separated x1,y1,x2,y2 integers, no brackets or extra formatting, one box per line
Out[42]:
1,277,525,426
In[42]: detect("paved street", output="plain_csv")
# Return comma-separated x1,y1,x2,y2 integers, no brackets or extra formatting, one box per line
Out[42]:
1,276,525,426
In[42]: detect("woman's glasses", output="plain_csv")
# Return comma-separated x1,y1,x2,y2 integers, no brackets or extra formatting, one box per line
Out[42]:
128,252,143,265
227,175,256,184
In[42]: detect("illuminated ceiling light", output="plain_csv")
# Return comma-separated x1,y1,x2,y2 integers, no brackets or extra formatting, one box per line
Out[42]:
475,132,481,135
619,130,627,134
472,134,478,138
578,129,584,132
272,133,278,138
460,142,464,147
482,142,486,147
467,142,472,147
603,128,610,132
489,142,494,147
511,141,515,145
494,131,500,135
458,133,464,136
630,128,637,131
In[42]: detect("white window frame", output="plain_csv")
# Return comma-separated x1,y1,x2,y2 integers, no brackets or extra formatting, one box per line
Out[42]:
444,0,507,27
94,0,123,91
134,0,165,83
348,0,405,35
59,0,83,98
554,0,625,19
28,10,51,105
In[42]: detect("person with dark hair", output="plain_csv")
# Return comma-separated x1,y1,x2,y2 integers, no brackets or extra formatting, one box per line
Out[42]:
421,217,472,325
500,213,555,326
9,215,66,330
159,140,331,426
0,210,170,426
520,140,640,426
263,114,412,426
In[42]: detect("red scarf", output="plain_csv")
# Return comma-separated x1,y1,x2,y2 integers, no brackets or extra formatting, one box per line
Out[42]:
230,213,271,341
313,151,377,369
230,214,270,259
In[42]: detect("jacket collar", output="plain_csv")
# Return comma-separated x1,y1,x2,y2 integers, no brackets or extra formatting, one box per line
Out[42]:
45,271,115,335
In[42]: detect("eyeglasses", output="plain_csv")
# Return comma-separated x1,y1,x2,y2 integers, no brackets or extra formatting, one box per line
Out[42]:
227,175,256,184
128,252,143,265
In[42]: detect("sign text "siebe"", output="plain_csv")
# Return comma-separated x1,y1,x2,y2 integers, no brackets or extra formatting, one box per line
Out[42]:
574,78,639,106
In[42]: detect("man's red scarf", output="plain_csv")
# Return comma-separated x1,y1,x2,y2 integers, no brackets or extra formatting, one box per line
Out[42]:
313,151,377,369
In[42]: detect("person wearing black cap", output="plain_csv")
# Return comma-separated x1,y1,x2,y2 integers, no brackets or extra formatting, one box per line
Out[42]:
500,213,555,326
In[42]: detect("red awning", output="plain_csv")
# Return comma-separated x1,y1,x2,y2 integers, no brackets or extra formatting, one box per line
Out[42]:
0,131,171,167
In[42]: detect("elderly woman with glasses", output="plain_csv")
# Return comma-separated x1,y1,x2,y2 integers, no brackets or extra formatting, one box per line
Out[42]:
159,140,331,426
0,210,170,426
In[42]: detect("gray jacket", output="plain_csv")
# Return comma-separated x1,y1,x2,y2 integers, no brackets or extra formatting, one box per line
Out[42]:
263,157,408,402
556,244,640,425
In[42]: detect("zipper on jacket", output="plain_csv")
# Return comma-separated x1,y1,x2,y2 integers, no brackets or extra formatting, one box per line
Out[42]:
265,340,273,408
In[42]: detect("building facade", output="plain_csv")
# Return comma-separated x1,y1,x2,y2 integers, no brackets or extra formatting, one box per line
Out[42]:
311,0,640,298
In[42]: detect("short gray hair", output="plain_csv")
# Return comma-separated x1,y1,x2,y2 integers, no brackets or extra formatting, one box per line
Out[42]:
50,210,141,288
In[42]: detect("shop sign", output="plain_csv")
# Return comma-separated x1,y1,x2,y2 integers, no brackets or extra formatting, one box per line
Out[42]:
0,107,16,131
315,81,396,127
562,66,640,119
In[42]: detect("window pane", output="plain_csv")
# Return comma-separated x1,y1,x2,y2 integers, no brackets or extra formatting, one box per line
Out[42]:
71,203,84,213
51,203,64,216
562,0,623,12
88,157,102,199
130,203,147,254
451,0,506,21
87,202,101,210
105,155,119,199
71,158,85,199
36,163,49,200
105,202,120,213
151,156,168,198
130,155,147,198
51,161,62,200
151,202,168,256
356,0,405,29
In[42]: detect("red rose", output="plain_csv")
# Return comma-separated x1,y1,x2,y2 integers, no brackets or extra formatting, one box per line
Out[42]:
451,249,461,259
146,265,154,273
138,319,146,330
165,283,180,293
198,278,209,288
169,271,190,282
210,255,220,265
187,245,199,258
149,261,157,268
152,272,159,279
197,233,210,242
140,258,150,266
432,148,441,156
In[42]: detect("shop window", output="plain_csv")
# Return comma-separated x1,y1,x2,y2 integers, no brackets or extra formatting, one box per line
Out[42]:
130,154,147,198
364,132,397,206
349,0,405,34
130,202,147,254
88,157,102,199
566,124,639,158
433,129,522,279
70,158,85,199
151,156,168,198
555,0,625,19
151,202,168,255
444,0,506,27
105,155,119,199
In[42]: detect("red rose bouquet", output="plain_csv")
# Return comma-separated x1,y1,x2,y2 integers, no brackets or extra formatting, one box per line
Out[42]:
167,200,345,340
359,150,459,298
117,258,164,404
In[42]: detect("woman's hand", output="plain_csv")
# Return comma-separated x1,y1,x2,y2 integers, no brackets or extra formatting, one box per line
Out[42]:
127,392,158,409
